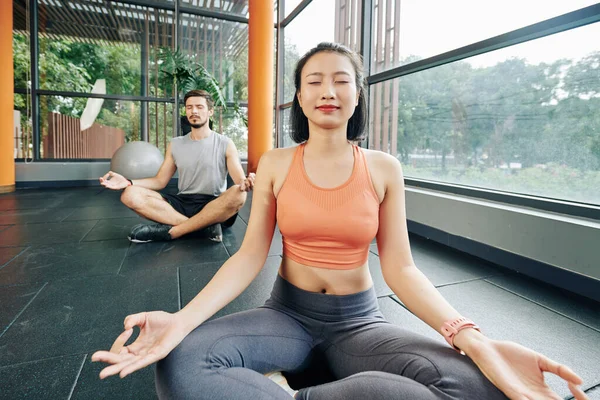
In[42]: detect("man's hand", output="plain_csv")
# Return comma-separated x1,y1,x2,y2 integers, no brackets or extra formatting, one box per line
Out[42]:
100,171,130,190
239,173,256,192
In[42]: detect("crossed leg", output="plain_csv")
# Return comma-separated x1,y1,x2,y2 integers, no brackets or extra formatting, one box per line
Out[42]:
120,185,246,239
295,321,508,400
155,308,314,400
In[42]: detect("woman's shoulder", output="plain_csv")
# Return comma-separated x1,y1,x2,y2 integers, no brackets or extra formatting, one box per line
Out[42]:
361,147,402,172
260,146,298,168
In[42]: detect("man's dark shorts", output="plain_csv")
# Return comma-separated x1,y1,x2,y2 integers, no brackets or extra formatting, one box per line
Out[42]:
160,193,238,228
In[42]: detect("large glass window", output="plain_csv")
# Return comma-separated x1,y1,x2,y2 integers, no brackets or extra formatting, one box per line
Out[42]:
283,0,336,103
284,0,304,18
39,95,141,159
179,13,248,103
213,106,249,159
371,0,599,73
147,101,175,154
37,1,174,97
369,23,600,205
281,107,294,148
13,0,28,90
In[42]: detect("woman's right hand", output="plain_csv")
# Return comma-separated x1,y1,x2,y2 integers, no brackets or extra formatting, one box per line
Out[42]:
91,311,189,379
99,171,129,190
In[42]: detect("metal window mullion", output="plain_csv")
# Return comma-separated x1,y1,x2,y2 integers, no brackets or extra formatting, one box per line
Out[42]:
31,0,40,160
360,0,372,149
275,0,285,147
280,0,312,28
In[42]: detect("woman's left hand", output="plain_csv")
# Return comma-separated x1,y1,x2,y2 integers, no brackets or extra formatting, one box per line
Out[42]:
465,335,588,400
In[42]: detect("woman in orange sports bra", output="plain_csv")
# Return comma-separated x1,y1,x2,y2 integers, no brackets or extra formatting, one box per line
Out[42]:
93,43,588,400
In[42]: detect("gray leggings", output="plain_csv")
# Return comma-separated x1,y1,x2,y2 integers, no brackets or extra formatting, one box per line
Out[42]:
155,275,507,400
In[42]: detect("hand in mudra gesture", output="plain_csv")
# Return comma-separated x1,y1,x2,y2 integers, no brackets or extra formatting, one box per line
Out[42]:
92,311,188,379
99,171,129,190
470,338,588,400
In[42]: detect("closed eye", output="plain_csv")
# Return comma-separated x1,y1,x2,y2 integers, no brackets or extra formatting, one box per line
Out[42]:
308,82,321,85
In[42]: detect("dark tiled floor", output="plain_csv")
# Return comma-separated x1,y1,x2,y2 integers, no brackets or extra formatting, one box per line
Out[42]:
1,187,599,399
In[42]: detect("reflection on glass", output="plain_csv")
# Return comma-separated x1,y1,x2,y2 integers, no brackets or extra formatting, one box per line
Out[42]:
370,24,600,205
36,0,174,97
179,13,248,102
372,0,599,73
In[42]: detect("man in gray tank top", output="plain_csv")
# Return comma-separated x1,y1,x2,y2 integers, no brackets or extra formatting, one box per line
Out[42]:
99,90,255,243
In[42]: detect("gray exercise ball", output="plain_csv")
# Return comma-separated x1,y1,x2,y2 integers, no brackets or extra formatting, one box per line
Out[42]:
110,141,164,180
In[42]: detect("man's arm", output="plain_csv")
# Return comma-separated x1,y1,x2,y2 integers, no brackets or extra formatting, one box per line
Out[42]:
130,143,177,190
225,140,247,185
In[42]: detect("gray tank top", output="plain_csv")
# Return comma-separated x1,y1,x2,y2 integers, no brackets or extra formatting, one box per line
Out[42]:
170,131,231,196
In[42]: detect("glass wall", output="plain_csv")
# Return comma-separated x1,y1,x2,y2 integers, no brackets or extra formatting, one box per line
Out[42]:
12,0,600,208
372,0,599,73
369,4,600,206
179,13,248,102
277,0,360,146
282,0,336,103
12,0,250,160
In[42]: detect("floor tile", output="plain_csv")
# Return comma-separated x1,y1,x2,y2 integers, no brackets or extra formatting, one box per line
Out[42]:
222,218,282,257
486,274,600,332
0,240,129,285
0,269,179,366
0,354,86,400
221,217,247,255
0,188,102,210
409,235,504,287
120,238,229,274
0,283,45,334
59,191,123,208
179,256,281,321
0,246,27,267
393,280,600,398
0,195,70,211
0,208,75,225
81,217,145,242
379,296,445,343
586,385,600,399
269,227,283,256
64,206,139,221
0,220,98,246
238,192,252,223
369,243,378,255
370,235,502,287
72,354,158,400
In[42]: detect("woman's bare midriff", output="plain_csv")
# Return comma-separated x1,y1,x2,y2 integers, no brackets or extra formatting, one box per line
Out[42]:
278,256,374,295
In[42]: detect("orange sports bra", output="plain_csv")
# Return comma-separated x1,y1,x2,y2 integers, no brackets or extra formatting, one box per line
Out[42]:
276,143,380,270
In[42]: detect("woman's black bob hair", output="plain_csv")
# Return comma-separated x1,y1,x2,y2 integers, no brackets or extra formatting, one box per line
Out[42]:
290,42,367,144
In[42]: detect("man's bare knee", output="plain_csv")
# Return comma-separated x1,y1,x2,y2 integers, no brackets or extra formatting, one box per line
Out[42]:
121,186,146,210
